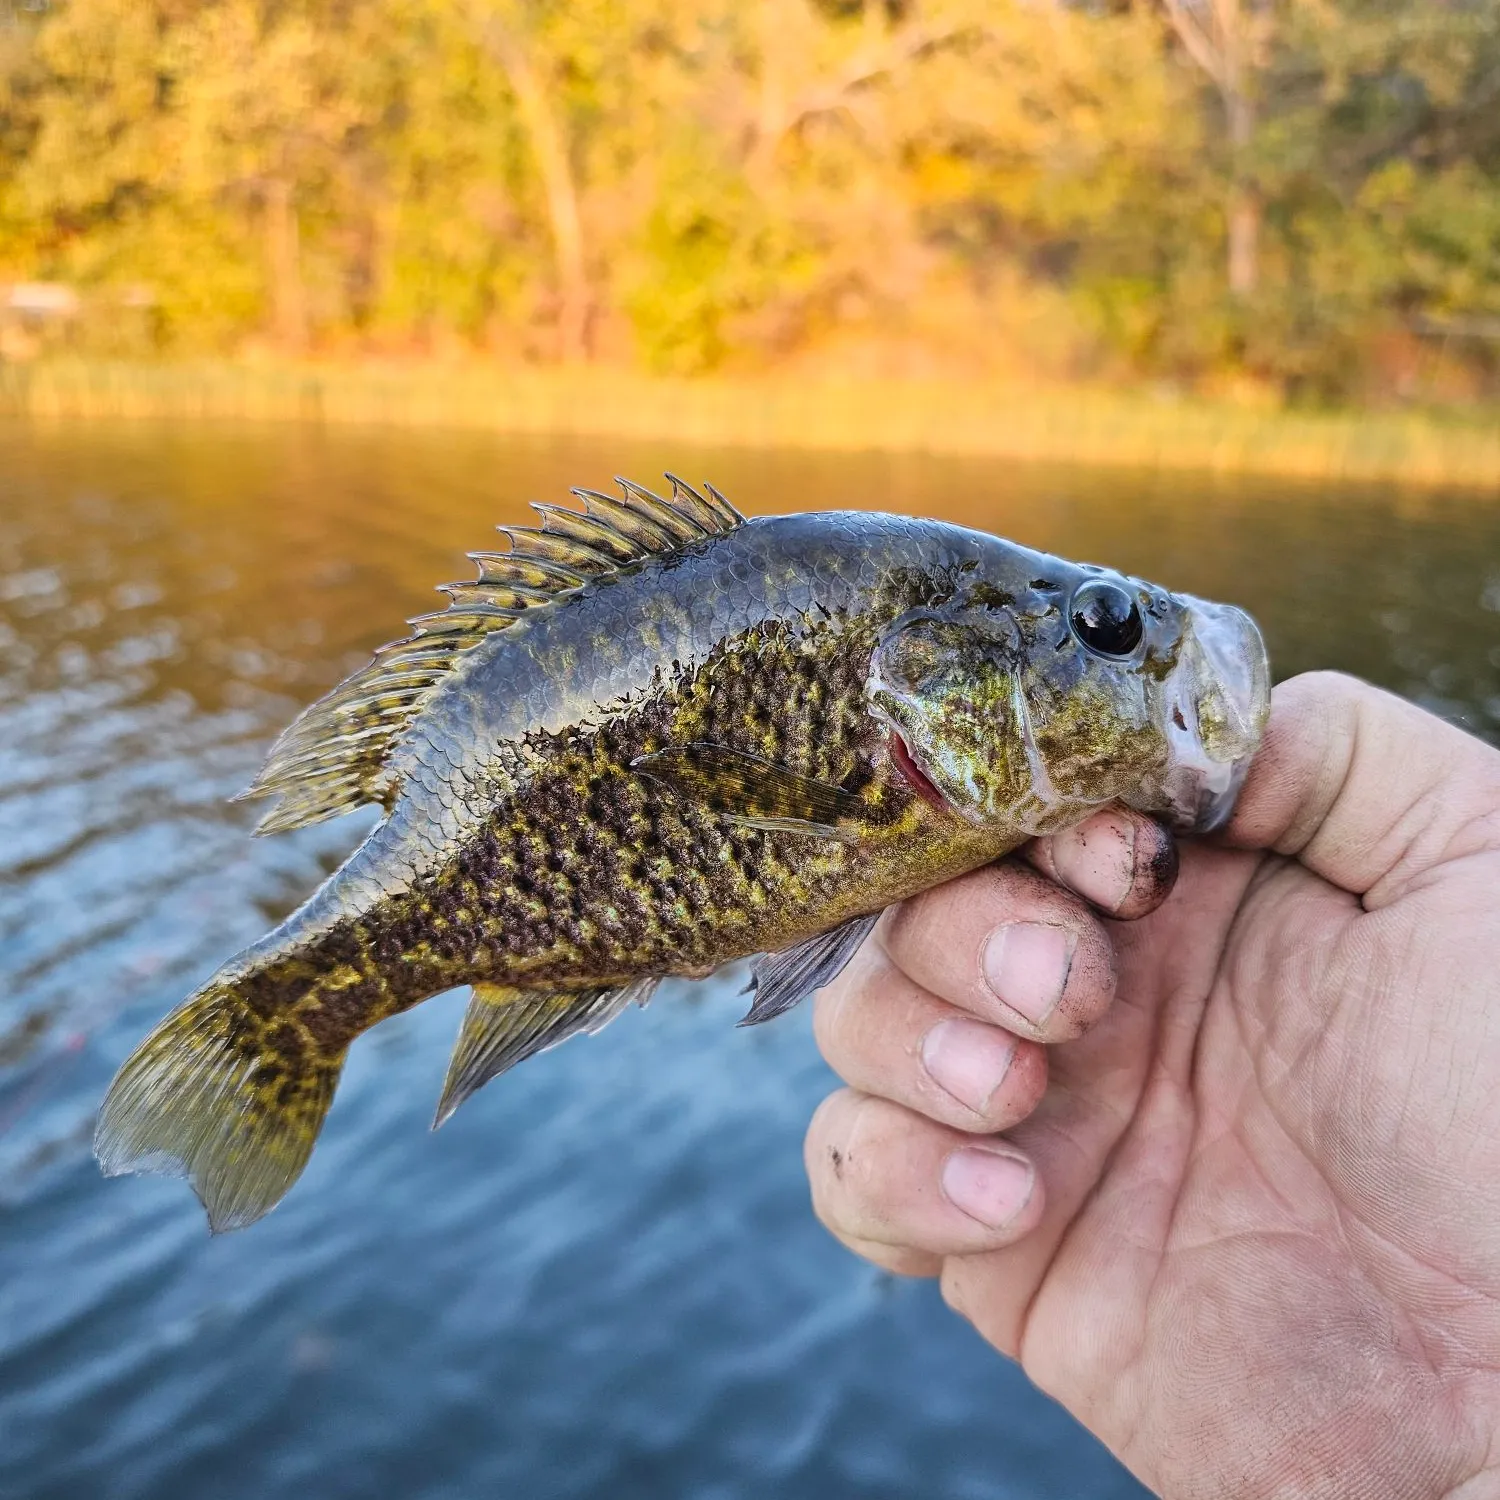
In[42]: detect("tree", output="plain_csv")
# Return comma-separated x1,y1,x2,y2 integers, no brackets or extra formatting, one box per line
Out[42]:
1159,0,1275,297
0,0,1497,401
461,1,592,360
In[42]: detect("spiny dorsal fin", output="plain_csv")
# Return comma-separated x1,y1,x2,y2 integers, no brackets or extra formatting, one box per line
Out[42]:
237,477,744,835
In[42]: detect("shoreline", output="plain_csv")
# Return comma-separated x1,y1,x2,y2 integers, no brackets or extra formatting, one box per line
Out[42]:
3,359,1498,488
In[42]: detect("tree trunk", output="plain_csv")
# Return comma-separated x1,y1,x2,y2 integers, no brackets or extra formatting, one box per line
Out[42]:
1159,0,1263,300
483,21,591,363
1226,88,1258,297
264,177,308,352
750,0,793,180
1227,186,1259,298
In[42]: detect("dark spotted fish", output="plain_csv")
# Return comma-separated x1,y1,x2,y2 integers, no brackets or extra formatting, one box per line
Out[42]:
95,477,1269,1230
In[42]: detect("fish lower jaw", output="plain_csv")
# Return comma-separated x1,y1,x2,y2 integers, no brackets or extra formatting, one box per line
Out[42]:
1169,755,1250,832
1132,746,1251,833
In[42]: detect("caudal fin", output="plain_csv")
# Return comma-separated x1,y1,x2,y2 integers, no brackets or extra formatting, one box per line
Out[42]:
94,982,345,1232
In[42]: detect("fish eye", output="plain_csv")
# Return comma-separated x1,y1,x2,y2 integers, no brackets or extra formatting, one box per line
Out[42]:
1070,579,1143,657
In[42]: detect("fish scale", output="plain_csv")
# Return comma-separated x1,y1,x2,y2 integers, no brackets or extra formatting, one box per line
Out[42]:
95,476,1270,1231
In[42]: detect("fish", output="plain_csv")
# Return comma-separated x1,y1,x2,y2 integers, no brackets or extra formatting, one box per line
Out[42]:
94,476,1271,1232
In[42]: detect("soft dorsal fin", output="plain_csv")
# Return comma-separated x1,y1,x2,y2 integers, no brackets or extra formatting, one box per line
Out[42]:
237,476,744,835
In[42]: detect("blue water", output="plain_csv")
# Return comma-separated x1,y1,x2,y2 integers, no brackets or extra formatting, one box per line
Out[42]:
1,422,1496,1499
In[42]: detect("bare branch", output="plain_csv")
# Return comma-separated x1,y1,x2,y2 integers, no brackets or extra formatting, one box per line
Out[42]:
776,23,976,142
463,2,591,360
1160,0,1228,93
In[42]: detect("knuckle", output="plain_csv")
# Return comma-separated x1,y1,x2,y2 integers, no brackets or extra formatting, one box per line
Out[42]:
805,1088,851,1155
938,1258,971,1318
809,980,847,1060
806,1092,899,1233
846,1237,941,1278
804,1090,869,1210
879,894,929,957
889,864,1005,944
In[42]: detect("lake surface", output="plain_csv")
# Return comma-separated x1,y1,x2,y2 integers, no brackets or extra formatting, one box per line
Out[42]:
1,420,1497,1500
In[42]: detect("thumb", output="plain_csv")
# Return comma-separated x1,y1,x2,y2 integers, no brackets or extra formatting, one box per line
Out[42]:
1224,671,1500,908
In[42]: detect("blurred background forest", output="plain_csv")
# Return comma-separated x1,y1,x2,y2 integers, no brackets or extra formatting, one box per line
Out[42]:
3,0,1500,409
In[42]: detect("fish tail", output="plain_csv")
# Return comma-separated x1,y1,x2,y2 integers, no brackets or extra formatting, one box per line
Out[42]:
94,977,346,1233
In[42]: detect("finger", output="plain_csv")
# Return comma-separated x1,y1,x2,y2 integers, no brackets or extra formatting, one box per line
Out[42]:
805,1089,1044,1256
813,943,1048,1133
878,862,1116,1043
1227,671,1500,905
1024,805,1179,920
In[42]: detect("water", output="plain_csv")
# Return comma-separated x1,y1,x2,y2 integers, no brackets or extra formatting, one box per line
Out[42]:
1,420,1496,1500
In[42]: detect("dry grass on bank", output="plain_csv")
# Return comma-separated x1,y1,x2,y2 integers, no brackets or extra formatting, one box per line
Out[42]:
3,359,1498,488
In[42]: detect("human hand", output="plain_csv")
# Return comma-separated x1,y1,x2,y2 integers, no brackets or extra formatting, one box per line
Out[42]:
805,672,1500,1498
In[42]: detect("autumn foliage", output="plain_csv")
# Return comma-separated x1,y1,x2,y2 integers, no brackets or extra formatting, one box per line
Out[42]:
3,0,1499,404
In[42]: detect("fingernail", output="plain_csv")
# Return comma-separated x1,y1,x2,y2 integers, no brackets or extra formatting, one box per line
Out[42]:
942,1147,1034,1229
1057,811,1137,913
921,1018,1017,1114
982,922,1075,1026
1095,811,1138,913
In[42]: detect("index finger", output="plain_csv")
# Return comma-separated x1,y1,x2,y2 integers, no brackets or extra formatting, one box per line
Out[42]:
874,806,1178,1044
1023,805,1179,921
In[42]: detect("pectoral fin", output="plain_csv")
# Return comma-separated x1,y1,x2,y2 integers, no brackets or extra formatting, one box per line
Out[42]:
632,744,862,840
433,977,659,1127
739,911,882,1026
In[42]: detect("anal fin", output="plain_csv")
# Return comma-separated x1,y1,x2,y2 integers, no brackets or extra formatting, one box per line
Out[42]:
433,977,659,1127
739,911,882,1026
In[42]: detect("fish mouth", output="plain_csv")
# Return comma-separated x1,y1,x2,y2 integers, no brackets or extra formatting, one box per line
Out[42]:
1146,600,1271,834
887,729,953,814
1163,750,1251,834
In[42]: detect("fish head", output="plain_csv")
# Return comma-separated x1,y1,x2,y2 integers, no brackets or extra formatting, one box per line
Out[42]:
867,563,1269,836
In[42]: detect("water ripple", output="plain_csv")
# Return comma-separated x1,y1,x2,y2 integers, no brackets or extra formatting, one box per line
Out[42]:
3,421,1497,1499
